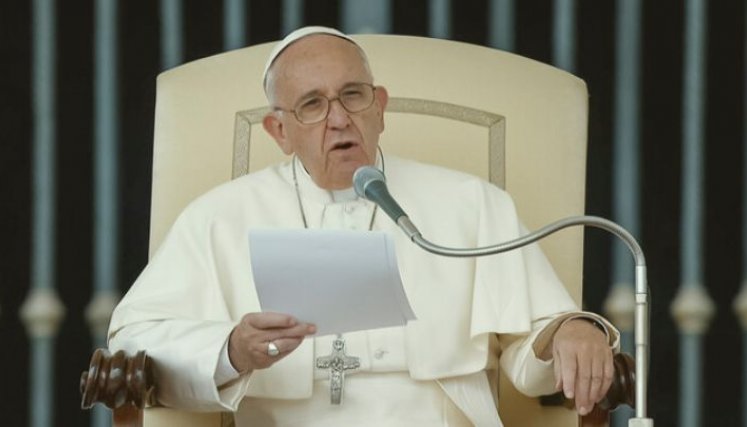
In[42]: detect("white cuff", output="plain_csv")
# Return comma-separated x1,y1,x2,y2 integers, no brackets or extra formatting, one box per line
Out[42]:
214,336,241,387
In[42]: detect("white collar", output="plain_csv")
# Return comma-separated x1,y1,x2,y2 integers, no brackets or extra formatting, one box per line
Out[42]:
292,151,383,204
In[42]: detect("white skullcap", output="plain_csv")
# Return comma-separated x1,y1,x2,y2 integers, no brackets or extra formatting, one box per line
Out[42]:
262,26,359,91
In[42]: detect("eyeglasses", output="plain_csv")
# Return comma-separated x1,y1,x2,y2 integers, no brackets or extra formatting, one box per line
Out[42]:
275,83,377,125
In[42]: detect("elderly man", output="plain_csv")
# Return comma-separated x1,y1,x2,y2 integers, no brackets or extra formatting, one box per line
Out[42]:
109,26,618,426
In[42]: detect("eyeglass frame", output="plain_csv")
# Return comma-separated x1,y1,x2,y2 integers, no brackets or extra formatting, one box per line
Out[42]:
272,82,379,125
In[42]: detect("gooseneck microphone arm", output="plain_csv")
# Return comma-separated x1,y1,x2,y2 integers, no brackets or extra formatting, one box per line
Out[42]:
353,166,653,426
409,215,651,424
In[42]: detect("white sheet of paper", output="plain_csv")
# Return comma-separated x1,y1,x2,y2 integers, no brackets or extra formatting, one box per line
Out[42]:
249,229,416,336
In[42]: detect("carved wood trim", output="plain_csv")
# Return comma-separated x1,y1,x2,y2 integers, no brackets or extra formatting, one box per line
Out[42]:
80,348,156,427
81,349,636,425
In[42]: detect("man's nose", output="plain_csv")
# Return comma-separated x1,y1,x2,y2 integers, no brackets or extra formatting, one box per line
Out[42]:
326,99,351,128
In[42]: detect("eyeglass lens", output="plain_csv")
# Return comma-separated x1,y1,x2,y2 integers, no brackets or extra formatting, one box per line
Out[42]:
295,83,375,124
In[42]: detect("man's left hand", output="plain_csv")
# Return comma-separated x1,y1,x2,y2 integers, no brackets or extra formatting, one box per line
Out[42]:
551,319,613,416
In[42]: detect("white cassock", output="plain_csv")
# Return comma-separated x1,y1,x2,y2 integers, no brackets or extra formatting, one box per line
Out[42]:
109,155,619,426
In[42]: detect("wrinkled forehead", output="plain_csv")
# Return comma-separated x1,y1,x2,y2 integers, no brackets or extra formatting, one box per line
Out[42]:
264,34,373,103
279,36,368,72
263,26,365,88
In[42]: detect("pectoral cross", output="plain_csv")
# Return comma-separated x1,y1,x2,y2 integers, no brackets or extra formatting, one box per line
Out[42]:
315,335,360,405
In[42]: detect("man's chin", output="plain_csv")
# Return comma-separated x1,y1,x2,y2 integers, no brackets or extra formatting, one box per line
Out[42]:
318,153,376,189
338,155,373,171
322,167,362,190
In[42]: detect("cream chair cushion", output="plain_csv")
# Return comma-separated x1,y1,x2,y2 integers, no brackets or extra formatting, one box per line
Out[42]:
145,34,587,427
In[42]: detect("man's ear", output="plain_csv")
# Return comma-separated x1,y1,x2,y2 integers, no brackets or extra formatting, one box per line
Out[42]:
374,86,389,131
263,112,293,155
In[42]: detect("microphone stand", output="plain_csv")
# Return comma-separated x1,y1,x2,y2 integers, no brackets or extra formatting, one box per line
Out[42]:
396,215,654,427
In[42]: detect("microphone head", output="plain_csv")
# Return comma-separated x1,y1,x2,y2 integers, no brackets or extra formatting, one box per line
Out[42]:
353,166,386,199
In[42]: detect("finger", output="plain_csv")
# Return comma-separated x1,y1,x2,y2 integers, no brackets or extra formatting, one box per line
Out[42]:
553,346,563,391
574,353,593,415
267,337,304,356
238,322,314,354
588,352,604,405
246,341,277,369
249,337,305,369
561,350,578,399
599,351,615,402
246,312,299,329
265,322,317,341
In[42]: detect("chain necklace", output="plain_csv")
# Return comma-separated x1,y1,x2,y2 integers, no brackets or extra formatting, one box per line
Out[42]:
292,151,385,405
291,149,383,231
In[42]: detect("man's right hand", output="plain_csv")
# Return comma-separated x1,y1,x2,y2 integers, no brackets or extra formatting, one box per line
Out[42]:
228,312,316,373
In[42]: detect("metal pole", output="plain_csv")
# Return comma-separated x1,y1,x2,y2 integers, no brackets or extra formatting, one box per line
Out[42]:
86,0,122,425
733,4,747,427
341,0,392,34
20,1,66,426
282,0,303,36
160,0,183,69
428,0,451,39
552,0,576,72
604,1,642,423
670,0,715,426
224,0,247,50
488,0,515,51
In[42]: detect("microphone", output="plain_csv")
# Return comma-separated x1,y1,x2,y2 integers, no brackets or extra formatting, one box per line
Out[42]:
353,166,420,238
355,164,651,422
354,165,651,423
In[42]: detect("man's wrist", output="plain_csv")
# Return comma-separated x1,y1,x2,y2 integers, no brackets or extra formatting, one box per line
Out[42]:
227,327,252,374
216,331,242,387
560,316,609,341
578,317,606,333
535,314,612,360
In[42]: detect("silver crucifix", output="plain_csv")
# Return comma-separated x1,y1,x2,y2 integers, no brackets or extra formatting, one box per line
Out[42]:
315,335,360,404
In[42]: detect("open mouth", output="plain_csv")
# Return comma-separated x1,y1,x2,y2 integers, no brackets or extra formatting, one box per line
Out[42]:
332,141,356,150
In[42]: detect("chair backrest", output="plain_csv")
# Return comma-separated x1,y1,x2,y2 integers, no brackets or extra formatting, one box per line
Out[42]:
146,34,587,427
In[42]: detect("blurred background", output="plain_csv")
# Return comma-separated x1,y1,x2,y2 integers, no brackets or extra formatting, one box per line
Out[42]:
1,0,745,426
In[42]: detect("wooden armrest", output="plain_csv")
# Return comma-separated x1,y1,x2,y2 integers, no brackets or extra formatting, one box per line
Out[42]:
80,348,156,427
540,352,636,427
80,349,635,427
600,352,636,410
